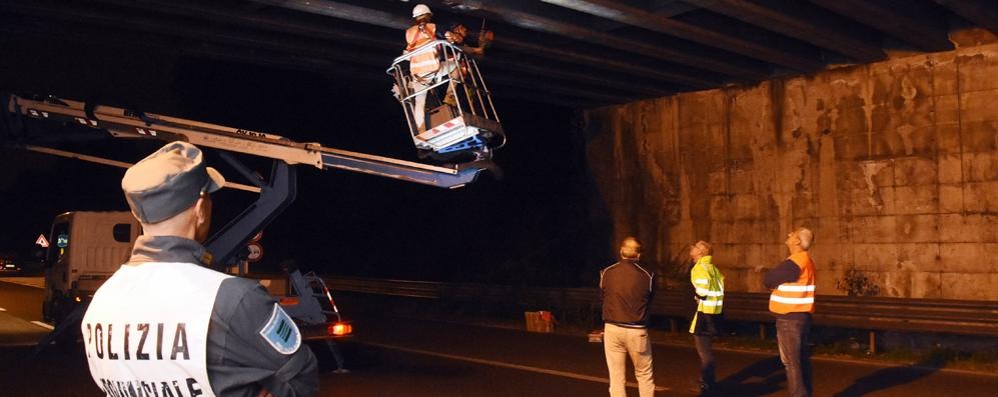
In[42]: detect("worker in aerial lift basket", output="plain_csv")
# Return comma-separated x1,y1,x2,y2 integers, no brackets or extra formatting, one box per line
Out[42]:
402,4,490,132
81,141,318,397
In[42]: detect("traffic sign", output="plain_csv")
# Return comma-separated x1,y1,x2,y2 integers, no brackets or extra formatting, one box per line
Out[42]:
35,234,49,248
251,231,264,243
247,242,264,263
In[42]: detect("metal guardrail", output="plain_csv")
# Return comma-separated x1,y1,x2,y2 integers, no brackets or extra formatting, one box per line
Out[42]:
324,276,998,337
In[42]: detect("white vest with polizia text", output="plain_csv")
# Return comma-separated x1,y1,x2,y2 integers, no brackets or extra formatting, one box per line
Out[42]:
406,23,440,78
769,252,816,314
82,262,231,397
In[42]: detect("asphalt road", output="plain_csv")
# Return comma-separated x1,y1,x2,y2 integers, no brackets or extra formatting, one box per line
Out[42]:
1,278,996,396
0,276,51,347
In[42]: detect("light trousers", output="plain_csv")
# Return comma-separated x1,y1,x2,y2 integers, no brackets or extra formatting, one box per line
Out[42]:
604,323,656,397
410,60,459,131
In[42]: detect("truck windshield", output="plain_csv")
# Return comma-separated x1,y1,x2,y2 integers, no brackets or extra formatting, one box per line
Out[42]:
48,221,70,263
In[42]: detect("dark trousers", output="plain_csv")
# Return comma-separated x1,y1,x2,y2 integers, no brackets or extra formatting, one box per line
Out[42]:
776,315,813,397
693,335,715,385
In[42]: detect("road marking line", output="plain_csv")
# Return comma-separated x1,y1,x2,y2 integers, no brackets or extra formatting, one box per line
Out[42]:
0,277,45,289
31,321,55,330
364,341,669,392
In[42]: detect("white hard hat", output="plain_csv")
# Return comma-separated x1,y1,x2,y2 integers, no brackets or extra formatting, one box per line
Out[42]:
412,4,431,18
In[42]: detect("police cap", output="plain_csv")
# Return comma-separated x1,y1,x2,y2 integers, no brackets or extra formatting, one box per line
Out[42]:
122,141,225,223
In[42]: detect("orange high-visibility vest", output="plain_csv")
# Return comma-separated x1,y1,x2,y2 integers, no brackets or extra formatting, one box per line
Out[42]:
405,23,440,78
769,251,816,314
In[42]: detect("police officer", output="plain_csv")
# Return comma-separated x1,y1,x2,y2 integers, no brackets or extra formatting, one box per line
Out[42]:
81,141,318,397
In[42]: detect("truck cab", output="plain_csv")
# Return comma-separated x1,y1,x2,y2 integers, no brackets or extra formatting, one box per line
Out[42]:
40,211,351,342
43,211,140,325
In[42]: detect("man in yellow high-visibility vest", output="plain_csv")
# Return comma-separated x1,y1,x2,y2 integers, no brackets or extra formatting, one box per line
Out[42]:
764,228,816,397
689,240,723,395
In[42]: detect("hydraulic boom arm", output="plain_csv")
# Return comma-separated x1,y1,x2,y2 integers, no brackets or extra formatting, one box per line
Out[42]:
5,92,496,346
3,94,491,189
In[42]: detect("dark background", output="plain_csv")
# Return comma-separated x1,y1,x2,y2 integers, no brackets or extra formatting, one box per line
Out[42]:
0,33,615,287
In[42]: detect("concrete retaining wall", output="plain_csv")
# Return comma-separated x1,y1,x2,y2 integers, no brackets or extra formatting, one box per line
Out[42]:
583,31,998,300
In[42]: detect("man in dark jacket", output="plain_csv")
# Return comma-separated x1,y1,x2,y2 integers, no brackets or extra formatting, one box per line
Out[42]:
600,237,656,397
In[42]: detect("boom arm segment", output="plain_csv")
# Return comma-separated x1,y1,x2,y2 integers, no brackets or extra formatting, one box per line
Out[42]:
5,92,496,346
4,94,489,189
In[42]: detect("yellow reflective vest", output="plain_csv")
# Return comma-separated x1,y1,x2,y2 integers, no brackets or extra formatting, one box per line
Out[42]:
689,255,724,333
691,255,724,314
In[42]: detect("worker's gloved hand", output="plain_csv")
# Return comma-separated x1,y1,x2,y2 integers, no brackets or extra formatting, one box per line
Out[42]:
445,31,465,44
479,30,494,47
391,84,401,100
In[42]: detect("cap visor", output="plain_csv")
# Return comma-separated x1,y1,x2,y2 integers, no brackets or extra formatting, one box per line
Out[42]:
205,167,226,193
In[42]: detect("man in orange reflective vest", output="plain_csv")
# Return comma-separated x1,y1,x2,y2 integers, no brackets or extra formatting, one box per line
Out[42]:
403,4,463,132
764,227,816,397
405,4,441,80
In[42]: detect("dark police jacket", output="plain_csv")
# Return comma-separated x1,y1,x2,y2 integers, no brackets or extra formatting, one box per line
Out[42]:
600,259,655,327
83,236,318,397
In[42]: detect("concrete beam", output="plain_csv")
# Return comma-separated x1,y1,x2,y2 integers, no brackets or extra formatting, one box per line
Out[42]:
4,1,612,107
1,1,387,67
493,35,718,89
450,0,771,80
1,19,593,109
491,89,598,108
485,57,674,97
542,0,824,71
934,0,998,37
808,0,953,52
248,0,721,88
97,0,401,49
97,0,669,98
488,74,636,104
646,0,700,17
251,0,408,30
687,0,887,62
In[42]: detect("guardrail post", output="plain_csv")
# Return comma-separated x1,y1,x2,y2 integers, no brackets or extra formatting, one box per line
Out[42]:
669,318,678,334
759,323,766,340
869,331,877,355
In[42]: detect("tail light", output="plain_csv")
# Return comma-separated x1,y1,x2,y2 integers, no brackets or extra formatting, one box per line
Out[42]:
328,322,352,336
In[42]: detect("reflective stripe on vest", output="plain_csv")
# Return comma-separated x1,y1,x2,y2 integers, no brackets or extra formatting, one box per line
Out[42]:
406,23,440,77
769,252,816,314
690,256,724,315
82,262,231,397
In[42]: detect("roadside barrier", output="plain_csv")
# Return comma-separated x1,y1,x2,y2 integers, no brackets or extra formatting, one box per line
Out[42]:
323,276,998,344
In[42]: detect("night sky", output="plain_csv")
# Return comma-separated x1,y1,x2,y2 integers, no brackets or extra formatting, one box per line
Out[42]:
0,32,614,287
